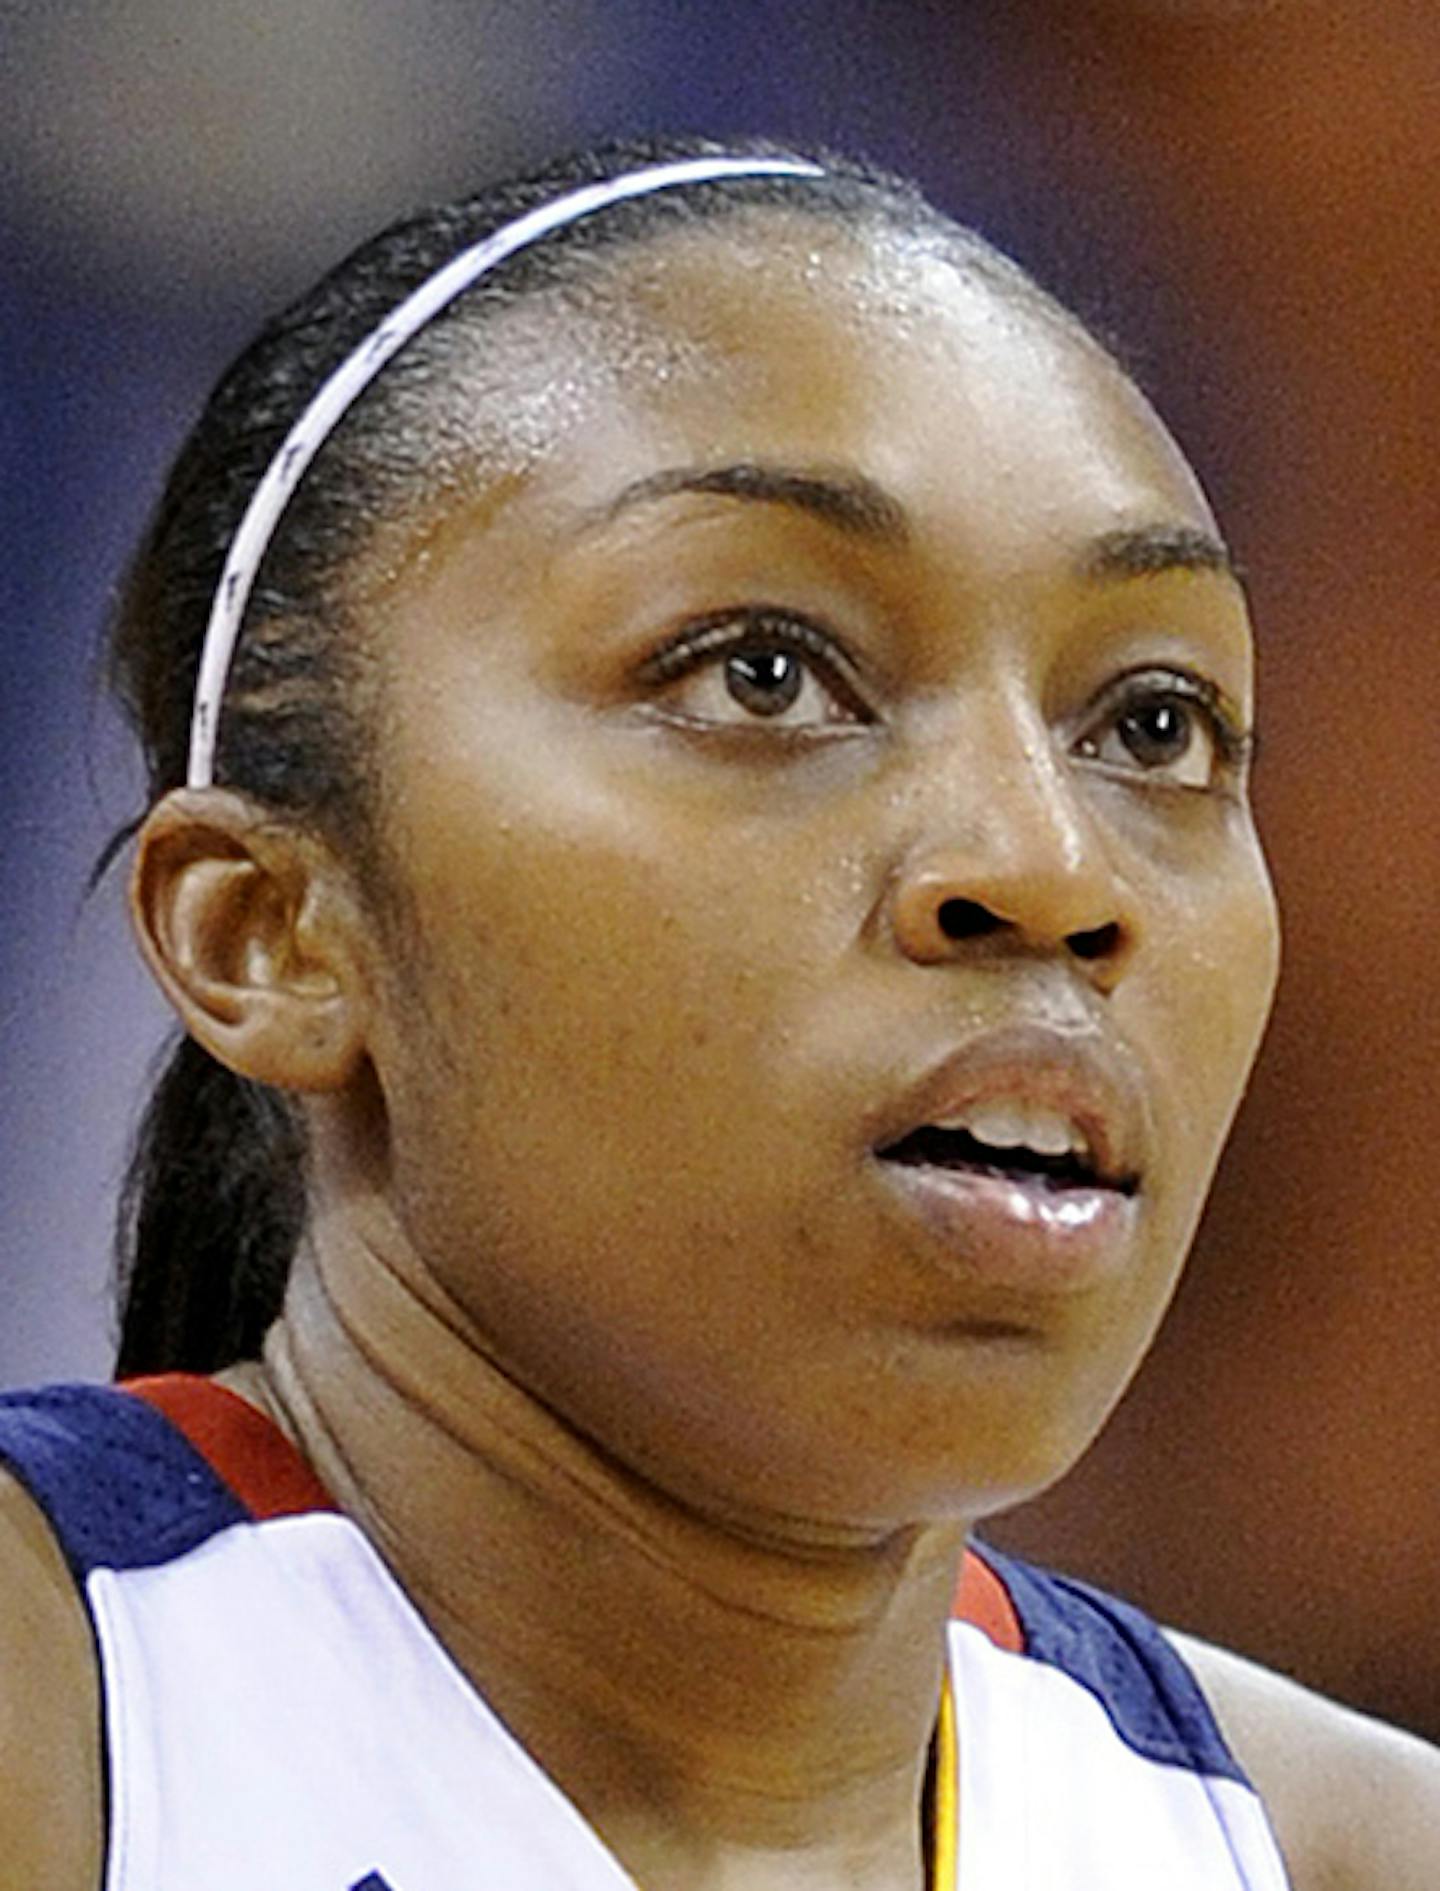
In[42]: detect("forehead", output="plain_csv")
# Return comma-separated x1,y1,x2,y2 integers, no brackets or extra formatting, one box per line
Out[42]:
389,211,1215,586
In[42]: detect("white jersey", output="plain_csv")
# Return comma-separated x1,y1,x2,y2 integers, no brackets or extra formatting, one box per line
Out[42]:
0,1376,1292,1890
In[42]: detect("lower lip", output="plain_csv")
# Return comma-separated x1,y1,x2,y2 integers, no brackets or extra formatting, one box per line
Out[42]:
873,1160,1140,1296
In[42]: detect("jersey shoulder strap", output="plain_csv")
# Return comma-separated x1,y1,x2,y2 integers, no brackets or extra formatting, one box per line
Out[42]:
0,1376,332,1579
965,1542,1244,1782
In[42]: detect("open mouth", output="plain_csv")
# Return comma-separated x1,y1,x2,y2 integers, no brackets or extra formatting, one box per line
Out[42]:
868,1057,1147,1290
876,1115,1138,1197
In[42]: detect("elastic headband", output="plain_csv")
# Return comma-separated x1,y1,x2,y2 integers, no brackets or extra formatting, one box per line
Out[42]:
185,153,826,788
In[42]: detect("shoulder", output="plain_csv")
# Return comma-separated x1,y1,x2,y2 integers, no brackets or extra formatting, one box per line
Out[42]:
1174,1629,1440,1891
0,1464,104,1890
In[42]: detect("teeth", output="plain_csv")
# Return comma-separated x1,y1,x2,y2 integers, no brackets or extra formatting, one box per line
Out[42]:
933,1101,1090,1163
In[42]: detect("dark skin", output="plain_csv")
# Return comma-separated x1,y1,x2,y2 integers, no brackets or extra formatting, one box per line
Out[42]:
2,215,1437,1889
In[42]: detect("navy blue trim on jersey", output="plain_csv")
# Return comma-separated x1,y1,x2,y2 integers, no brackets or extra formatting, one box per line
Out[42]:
980,1546,1245,1785
0,1383,249,1581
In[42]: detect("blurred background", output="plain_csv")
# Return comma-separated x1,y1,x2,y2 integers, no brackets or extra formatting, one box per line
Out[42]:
2,0,1437,1738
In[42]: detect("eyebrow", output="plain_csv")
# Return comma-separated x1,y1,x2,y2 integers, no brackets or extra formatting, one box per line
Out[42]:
597,461,910,543
593,459,1241,587
1083,523,1242,587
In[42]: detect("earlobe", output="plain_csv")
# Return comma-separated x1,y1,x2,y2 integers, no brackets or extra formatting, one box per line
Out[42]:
130,788,369,1094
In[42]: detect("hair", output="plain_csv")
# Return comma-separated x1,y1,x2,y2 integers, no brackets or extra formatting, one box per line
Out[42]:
108,133,1088,1378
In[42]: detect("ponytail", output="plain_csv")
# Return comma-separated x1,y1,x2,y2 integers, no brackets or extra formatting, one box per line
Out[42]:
114,1037,305,1376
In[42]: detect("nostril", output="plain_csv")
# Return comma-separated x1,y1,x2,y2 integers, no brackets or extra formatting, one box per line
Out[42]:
1067,921,1122,962
937,897,1006,942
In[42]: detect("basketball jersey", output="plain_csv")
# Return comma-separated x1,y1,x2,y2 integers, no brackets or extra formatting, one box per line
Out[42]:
0,1377,1292,1890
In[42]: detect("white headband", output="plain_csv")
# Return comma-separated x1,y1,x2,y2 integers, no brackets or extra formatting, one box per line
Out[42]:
185,153,826,788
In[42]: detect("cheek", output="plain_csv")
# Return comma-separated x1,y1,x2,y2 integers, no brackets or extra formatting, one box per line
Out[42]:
374,723,837,1232
1143,831,1280,1189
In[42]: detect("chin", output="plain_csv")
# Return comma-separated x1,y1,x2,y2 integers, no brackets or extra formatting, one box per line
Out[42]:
874,1366,1139,1533
729,1398,1124,1541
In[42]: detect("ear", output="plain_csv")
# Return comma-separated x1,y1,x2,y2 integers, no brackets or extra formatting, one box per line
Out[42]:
130,789,370,1093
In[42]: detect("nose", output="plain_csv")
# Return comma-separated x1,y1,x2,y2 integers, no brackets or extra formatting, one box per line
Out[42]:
887,742,1138,989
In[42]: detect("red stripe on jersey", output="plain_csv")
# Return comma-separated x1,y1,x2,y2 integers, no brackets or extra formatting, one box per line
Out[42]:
124,1374,336,1521
954,1546,1024,1653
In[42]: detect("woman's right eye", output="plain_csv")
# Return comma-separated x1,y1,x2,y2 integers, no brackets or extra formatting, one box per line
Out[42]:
639,610,874,732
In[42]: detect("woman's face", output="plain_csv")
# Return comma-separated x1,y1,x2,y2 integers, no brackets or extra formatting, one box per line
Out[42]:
345,216,1279,1533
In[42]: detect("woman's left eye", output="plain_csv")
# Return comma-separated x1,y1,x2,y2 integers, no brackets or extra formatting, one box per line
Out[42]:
639,611,872,731
1074,672,1246,791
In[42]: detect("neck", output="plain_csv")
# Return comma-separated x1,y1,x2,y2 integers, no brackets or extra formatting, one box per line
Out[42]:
252,1207,967,1890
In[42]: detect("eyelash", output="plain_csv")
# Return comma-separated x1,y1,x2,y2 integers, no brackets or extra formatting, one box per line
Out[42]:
1076,667,1255,778
635,608,1254,781
636,606,875,724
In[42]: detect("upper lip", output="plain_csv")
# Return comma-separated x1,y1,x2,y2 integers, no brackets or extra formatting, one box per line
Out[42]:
867,1022,1151,1191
